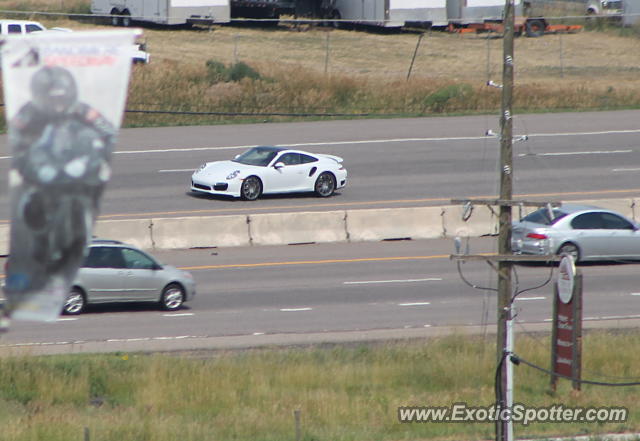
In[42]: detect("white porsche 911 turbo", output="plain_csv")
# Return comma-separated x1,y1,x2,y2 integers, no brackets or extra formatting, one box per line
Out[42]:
190,146,348,200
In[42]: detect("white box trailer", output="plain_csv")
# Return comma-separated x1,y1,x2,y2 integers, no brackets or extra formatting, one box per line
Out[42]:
330,0,447,28
623,0,640,25
446,0,524,25
91,0,231,26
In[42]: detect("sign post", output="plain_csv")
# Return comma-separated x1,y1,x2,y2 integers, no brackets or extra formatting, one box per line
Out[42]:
551,255,583,391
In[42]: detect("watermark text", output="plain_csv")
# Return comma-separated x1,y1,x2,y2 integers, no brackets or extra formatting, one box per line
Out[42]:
398,403,628,425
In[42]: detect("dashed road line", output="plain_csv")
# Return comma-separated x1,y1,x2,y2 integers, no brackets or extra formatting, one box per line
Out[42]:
518,149,631,157
344,278,442,285
280,307,312,312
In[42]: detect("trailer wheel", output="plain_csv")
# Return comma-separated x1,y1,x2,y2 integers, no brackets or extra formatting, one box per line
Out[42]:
525,19,545,37
329,10,342,28
110,9,121,26
121,10,132,27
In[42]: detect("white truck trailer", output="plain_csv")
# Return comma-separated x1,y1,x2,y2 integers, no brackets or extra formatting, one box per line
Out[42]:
91,0,231,26
329,0,448,28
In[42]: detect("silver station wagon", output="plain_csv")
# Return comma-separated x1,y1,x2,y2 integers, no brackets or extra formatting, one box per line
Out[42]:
63,240,196,314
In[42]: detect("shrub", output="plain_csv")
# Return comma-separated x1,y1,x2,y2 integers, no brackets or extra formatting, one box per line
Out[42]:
205,60,261,83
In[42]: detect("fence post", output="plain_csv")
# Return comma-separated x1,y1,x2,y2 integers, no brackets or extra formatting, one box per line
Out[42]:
233,34,239,64
406,33,424,80
559,32,564,78
294,409,301,441
324,32,330,75
84,427,90,441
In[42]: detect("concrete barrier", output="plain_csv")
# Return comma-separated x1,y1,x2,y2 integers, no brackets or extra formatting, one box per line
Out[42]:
248,211,347,246
151,215,250,249
3,197,635,252
570,198,635,220
442,204,499,238
93,219,154,249
346,206,443,242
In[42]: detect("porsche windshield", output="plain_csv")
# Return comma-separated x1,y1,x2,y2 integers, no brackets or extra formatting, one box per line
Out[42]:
233,147,283,166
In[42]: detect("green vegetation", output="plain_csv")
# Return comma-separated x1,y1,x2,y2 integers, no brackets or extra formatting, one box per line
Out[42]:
0,330,638,441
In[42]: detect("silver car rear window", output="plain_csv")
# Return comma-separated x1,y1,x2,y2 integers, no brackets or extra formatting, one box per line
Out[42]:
522,208,568,225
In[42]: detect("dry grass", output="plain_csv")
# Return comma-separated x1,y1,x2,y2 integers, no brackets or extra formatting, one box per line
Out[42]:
2,3,640,127
0,331,638,441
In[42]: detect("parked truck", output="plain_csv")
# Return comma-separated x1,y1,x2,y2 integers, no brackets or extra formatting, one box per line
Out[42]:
91,0,231,26
586,0,640,26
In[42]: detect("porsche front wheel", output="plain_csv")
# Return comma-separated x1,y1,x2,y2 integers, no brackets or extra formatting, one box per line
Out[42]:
241,176,262,201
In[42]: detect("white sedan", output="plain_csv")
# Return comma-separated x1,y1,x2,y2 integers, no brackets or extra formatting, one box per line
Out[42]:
190,146,347,200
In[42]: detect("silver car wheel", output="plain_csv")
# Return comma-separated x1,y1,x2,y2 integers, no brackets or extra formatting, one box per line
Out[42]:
63,290,85,315
315,172,336,197
241,176,262,201
161,285,184,311
558,243,580,262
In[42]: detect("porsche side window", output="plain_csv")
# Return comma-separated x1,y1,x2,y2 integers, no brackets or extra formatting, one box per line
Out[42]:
8,24,21,33
300,154,318,164
279,153,301,166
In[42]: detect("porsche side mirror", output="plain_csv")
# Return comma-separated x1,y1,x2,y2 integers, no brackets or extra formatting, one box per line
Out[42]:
274,162,285,169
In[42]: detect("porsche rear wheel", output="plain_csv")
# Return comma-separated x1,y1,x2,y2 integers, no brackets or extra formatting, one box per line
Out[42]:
315,172,336,197
241,176,262,201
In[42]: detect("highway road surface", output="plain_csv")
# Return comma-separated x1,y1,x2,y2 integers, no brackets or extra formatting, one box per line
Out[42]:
1,238,639,353
0,110,639,221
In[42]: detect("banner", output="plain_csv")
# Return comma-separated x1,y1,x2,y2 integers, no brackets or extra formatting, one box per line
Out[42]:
1,30,139,321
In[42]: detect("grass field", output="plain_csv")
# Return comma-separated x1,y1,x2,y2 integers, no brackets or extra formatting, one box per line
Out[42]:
0,330,638,441
1,2,640,128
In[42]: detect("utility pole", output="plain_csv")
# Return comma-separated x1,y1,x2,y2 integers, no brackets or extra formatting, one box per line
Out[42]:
497,0,515,439
450,0,559,440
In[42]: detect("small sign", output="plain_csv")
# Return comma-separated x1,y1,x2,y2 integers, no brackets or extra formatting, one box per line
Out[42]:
557,255,575,304
551,264,582,391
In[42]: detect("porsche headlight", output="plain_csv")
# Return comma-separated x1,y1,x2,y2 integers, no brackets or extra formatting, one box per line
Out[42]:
226,170,240,180
195,163,207,174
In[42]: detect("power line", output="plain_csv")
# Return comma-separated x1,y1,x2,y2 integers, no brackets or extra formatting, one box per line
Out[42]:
510,353,640,387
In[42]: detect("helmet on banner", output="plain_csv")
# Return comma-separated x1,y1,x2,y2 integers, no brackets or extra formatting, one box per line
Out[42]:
30,66,78,115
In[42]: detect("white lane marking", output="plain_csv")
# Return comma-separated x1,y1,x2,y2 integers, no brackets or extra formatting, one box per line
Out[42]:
601,314,640,320
159,169,195,173
0,128,632,161
344,278,442,285
280,307,312,312
613,168,640,172
253,332,265,336
516,296,546,301
57,318,78,321
631,293,640,296
518,149,632,157
162,313,194,317
398,302,431,306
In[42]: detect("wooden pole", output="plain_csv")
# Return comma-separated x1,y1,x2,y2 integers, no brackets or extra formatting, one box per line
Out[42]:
497,0,515,439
